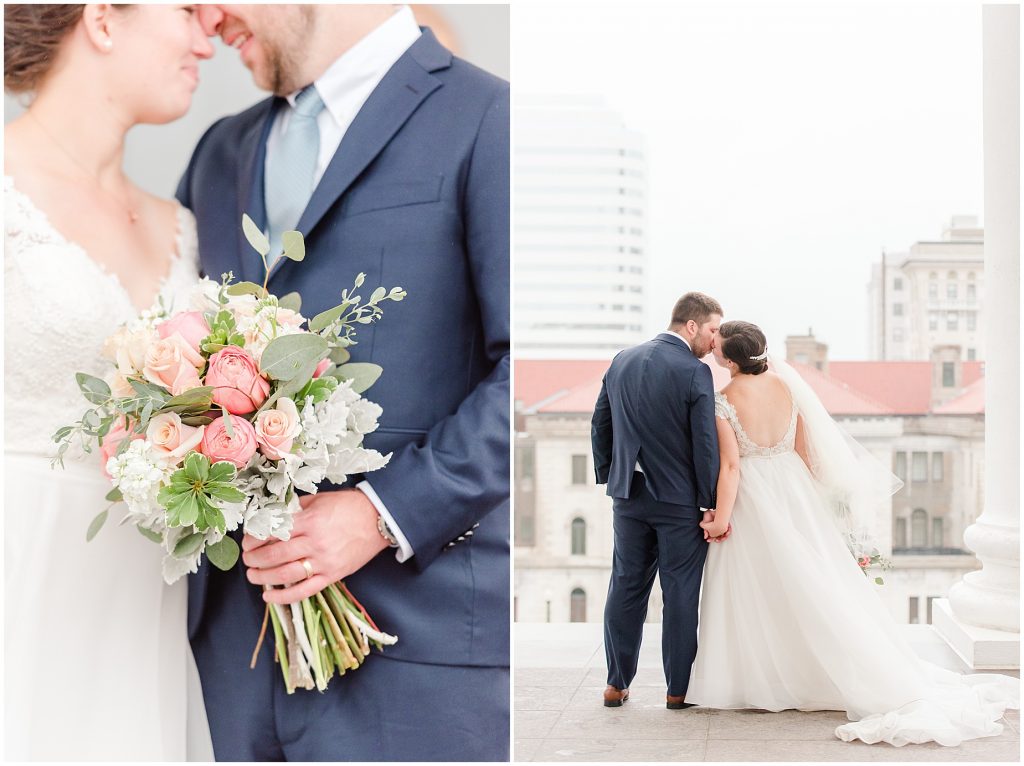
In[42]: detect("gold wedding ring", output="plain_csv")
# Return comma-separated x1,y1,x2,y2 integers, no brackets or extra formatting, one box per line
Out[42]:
301,559,314,580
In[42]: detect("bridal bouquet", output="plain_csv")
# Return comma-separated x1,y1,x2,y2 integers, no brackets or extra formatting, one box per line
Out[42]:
845,531,893,585
53,216,406,693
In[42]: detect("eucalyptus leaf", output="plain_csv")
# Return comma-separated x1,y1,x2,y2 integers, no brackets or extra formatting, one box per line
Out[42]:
334,363,383,394
226,281,268,299
328,346,351,365
369,286,386,304
242,214,270,257
260,334,328,381
281,231,305,262
181,415,214,427
278,292,302,313
76,373,111,405
173,531,206,558
86,509,108,542
309,302,350,333
137,526,164,544
161,387,215,414
874,577,884,585
105,487,123,502
221,407,234,438
206,535,240,571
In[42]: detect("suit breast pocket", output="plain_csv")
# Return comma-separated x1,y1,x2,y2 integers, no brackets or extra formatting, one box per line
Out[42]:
343,175,445,218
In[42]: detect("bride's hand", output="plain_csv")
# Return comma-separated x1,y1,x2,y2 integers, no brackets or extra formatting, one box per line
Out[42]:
700,513,731,541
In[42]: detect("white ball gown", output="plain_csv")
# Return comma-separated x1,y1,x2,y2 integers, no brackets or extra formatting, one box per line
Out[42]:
4,177,214,760
686,388,1018,747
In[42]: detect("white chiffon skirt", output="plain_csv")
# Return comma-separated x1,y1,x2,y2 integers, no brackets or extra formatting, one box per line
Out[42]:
687,449,1018,747
4,452,214,761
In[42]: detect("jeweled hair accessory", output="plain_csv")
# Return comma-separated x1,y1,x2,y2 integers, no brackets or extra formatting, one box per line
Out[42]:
749,348,768,361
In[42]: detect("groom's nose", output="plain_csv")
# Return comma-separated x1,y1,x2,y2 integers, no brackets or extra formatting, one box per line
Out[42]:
198,5,225,36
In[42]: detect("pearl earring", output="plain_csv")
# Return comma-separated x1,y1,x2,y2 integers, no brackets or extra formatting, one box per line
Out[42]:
102,38,113,50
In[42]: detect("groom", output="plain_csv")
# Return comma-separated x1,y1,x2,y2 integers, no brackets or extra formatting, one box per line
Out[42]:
592,292,722,709
176,5,509,761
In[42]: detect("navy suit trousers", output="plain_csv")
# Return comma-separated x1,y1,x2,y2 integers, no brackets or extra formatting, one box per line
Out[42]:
604,473,708,696
192,557,509,761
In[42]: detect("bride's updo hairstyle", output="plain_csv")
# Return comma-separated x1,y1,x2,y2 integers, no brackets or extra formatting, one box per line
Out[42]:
4,5,85,94
719,321,769,375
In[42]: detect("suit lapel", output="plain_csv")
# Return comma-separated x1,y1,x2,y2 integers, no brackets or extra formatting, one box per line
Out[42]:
237,98,280,285
284,32,450,263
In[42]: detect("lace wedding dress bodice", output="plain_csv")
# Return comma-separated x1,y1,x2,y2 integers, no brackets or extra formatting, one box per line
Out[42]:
4,176,200,458
714,391,797,458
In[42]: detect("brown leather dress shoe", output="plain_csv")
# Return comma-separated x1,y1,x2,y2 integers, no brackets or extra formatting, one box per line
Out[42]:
666,694,696,710
603,685,629,707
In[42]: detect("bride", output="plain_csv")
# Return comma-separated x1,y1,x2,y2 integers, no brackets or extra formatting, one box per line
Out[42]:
688,320,1018,746
5,5,214,759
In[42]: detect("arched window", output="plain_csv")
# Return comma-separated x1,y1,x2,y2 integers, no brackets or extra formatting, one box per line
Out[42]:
571,517,586,555
570,588,587,622
911,508,928,547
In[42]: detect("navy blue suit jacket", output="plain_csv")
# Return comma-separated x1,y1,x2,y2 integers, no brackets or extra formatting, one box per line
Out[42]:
177,30,509,668
591,334,719,509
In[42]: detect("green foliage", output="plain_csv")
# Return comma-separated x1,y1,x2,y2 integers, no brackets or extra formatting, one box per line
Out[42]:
296,374,339,404
227,281,269,299
307,275,406,367
333,363,383,395
159,453,244,536
137,526,163,544
242,213,270,257
281,231,305,262
160,387,215,416
76,373,111,405
105,487,123,502
206,536,240,571
201,310,246,354
260,334,328,382
278,292,302,313
86,509,108,542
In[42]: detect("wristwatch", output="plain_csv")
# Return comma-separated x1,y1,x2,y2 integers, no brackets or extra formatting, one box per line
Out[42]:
376,514,399,548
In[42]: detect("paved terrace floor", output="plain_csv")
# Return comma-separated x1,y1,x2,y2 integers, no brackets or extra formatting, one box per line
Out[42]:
515,623,1020,762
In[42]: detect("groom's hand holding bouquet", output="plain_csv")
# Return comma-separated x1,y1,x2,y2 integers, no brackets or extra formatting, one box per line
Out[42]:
55,217,408,693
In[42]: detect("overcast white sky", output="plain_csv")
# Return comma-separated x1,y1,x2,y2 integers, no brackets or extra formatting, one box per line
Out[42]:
513,2,984,360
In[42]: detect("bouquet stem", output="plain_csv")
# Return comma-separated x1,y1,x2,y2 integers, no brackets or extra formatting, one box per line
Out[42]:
255,580,397,693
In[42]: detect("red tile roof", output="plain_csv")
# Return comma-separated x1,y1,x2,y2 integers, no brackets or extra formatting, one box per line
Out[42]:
515,358,984,416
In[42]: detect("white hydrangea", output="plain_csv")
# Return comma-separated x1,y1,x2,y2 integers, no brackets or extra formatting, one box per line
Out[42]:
107,440,173,524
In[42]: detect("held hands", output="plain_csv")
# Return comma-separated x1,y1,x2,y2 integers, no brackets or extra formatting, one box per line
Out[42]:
700,510,732,543
243,488,388,604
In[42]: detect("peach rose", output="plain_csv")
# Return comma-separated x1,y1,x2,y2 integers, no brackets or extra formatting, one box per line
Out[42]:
142,335,205,395
205,346,270,415
157,311,210,354
99,417,144,478
254,397,301,460
104,325,158,379
199,414,258,469
146,412,206,465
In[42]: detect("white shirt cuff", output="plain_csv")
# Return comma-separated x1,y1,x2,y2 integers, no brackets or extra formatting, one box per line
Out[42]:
356,480,414,563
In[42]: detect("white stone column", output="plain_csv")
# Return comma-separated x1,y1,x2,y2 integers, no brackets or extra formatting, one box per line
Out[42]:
934,4,1020,669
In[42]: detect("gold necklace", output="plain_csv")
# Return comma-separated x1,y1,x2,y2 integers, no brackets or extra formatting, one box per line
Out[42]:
25,109,140,224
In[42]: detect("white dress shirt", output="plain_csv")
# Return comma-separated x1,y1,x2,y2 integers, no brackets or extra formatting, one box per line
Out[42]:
264,6,421,562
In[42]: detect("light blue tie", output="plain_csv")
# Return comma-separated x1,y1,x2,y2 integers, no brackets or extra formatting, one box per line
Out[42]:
265,85,326,265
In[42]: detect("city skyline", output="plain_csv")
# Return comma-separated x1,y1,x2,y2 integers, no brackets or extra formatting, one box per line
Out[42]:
514,4,983,360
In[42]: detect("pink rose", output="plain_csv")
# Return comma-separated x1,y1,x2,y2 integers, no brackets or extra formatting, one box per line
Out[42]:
254,397,301,460
99,417,143,478
157,311,211,353
858,556,871,568
199,414,258,469
205,346,269,415
146,412,205,465
313,359,331,379
143,335,204,395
